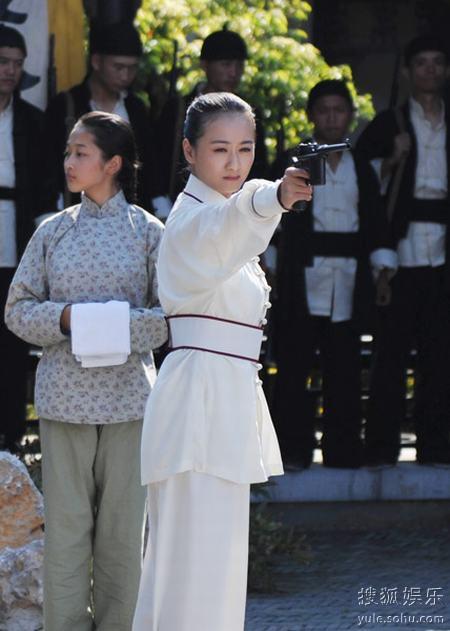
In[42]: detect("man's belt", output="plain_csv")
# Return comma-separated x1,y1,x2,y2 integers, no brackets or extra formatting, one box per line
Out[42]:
0,187,17,201
167,314,264,363
310,231,362,258
409,199,449,224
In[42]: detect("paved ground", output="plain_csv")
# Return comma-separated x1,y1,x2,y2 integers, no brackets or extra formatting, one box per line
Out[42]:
245,503,450,631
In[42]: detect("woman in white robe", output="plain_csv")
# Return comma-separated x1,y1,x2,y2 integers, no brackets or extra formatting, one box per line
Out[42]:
133,92,312,631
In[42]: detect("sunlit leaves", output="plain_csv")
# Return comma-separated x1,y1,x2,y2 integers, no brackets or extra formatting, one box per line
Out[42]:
136,0,374,157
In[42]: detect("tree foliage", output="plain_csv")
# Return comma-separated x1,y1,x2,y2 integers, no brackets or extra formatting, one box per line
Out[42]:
136,0,374,159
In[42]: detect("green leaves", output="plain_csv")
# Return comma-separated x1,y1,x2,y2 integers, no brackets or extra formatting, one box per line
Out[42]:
136,0,374,158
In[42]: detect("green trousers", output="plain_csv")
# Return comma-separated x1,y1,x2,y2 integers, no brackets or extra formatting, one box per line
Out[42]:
40,418,146,631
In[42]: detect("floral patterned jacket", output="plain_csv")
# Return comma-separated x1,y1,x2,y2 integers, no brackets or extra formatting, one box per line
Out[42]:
5,190,167,424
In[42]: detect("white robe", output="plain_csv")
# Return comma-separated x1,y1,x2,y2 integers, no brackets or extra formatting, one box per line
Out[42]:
140,174,285,485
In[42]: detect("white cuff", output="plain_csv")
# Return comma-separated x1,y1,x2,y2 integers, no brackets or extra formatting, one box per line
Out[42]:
370,248,398,272
251,181,285,218
152,195,173,220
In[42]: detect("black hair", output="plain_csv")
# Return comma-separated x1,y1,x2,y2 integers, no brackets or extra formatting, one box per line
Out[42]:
89,20,143,57
200,29,248,61
404,35,448,67
76,111,139,203
183,92,255,146
0,24,27,56
307,80,354,113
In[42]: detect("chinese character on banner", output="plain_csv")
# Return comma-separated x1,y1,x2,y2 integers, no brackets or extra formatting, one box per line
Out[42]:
0,0,26,23
0,0,49,109
403,587,423,606
358,587,378,606
379,587,398,605
425,587,444,606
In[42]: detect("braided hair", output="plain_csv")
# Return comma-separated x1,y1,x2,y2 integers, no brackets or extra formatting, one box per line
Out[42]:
76,111,139,203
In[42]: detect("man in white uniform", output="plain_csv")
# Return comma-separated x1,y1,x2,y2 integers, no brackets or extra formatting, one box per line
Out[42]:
272,80,395,469
357,36,450,466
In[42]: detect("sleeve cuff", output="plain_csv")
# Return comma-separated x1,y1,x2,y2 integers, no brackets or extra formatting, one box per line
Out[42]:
370,248,398,271
251,181,285,219
42,301,72,345
152,195,173,220
59,303,71,336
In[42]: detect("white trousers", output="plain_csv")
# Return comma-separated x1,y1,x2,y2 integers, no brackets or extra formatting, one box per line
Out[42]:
132,471,250,631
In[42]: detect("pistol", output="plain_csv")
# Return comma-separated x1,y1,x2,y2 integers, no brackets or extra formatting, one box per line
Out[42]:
291,140,351,211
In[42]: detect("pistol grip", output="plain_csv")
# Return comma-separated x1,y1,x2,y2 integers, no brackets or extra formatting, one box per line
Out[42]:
291,199,308,213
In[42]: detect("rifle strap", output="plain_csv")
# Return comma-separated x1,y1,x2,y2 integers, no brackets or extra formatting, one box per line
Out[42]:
386,107,408,223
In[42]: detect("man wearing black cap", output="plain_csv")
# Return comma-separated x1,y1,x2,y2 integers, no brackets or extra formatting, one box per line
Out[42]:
199,29,248,93
357,35,450,466
152,28,268,217
0,24,44,452
42,21,155,211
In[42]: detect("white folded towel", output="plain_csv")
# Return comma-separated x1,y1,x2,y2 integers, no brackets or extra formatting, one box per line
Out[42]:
71,301,131,368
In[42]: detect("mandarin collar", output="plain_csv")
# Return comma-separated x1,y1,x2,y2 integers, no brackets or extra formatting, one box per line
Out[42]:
183,174,228,205
0,97,13,122
80,189,128,218
90,89,129,112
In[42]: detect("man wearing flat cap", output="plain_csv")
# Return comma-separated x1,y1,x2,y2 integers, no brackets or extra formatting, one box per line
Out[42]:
42,21,155,212
357,35,450,466
152,28,268,217
0,24,44,452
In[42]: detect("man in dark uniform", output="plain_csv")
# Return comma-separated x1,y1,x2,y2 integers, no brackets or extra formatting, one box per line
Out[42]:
0,25,44,451
356,35,450,466
152,29,268,218
272,80,395,469
42,21,155,212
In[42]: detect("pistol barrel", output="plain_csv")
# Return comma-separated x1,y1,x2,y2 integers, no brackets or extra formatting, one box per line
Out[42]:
293,140,351,161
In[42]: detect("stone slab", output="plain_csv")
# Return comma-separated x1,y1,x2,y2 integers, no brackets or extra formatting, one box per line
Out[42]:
259,463,450,503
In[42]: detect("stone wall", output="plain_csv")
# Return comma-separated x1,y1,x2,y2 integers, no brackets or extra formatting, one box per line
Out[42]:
0,452,44,631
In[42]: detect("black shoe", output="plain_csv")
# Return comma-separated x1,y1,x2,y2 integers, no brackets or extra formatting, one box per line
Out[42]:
416,453,450,466
283,457,312,472
323,446,363,469
323,460,361,469
364,455,397,468
365,461,396,470
364,447,398,467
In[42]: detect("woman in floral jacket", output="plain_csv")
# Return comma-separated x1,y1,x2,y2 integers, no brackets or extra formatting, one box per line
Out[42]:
5,111,167,631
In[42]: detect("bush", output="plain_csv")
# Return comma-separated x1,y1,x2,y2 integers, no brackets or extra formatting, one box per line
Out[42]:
136,0,374,160
249,485,312,592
